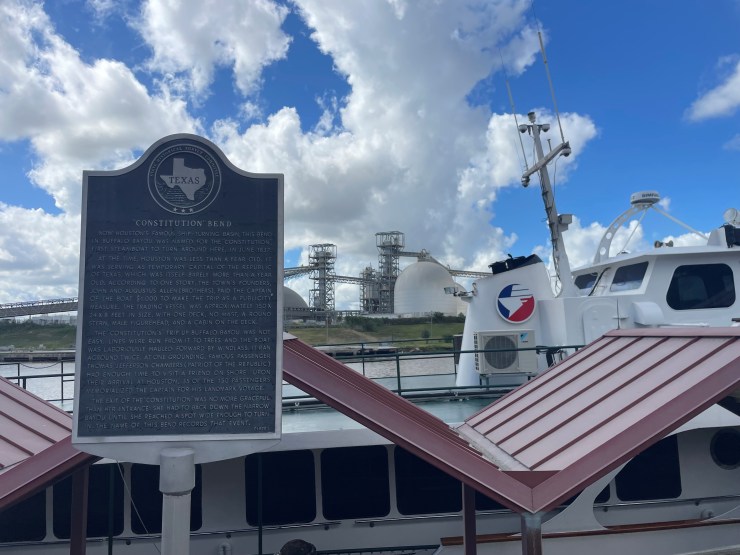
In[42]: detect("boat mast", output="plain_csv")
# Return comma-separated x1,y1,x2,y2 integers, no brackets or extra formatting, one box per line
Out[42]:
520,111,577,297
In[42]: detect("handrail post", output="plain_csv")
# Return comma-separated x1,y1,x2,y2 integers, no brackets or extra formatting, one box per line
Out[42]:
395,352,402,395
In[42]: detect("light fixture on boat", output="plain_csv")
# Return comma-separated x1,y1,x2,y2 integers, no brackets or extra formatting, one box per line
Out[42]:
654,240,674,248
444,286,474,298
558,213,573,230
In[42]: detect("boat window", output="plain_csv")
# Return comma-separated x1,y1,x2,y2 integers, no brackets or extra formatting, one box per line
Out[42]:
666,264,736,310
130,464,203,534
394,447,462,515
245,450,316,526
609,262,649,292
574,273,598,292
710,428,740,469
0,490,45,542
475,491,507,511
53,463,124,539
321,446,390,520
615,436,681,501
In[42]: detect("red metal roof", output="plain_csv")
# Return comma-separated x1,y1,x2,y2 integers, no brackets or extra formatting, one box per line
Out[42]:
0,378,74,469
0,378,97,510
457,327,740,512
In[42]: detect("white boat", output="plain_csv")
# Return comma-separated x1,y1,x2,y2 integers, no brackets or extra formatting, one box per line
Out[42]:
2,122,740,555
457,111,740,388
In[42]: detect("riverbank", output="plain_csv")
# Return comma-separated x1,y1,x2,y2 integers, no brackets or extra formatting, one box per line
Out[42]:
0,350,75,362
0,317,464,351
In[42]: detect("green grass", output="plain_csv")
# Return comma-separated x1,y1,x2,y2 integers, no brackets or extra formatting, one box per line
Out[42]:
0,318,464,351
288,321,464,350
0,322,76,350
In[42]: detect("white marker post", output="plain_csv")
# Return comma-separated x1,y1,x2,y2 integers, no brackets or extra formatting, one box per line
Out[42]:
160,448,195,555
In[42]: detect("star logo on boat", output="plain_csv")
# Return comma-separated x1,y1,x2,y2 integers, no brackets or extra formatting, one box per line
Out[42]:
147,142,221,215
496,283,536,323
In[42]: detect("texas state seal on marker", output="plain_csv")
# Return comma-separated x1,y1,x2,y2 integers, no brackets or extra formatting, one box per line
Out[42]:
147,142,222,215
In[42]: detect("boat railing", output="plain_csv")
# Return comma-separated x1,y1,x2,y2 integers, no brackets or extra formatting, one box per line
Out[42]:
0,527,437,555
594,492,740,511
352,492,740,527
285,342,584,403
0,342,585,410
0,359,75,408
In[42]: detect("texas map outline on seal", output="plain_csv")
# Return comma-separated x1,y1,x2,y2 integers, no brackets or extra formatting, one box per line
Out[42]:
160,158,207,200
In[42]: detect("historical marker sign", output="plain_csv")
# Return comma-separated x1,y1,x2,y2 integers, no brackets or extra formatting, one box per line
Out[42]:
73,134,283,463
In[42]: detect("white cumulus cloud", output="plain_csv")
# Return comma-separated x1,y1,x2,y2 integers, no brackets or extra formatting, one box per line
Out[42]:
135,0,291,99
0,0,604,309
685,57,740,121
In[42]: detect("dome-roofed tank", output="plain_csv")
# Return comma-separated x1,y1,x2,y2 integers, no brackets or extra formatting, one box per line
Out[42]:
283,286,311,319
394,260,462,316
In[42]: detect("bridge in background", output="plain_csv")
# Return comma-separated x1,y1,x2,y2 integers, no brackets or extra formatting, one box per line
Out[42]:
0,298,78,318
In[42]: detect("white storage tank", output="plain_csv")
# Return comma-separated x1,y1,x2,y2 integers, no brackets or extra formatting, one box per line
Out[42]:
394,260,462,316
283,286,311,319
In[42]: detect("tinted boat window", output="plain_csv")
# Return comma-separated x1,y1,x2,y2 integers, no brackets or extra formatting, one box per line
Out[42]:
321,446,390,519
574,273,598,292
666,264,735,310
0,490,45,542
245,450,316,526
395,447,461,515
610,262,649,292
131,464,203,534
475,491,506,511
53,463,124,539
710,428,740,469
615,436,681,501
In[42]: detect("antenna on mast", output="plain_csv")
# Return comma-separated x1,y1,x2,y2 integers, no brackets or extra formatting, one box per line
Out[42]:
537,30,567,144
518,9,576,297
500,50,530,171
530,1,567,143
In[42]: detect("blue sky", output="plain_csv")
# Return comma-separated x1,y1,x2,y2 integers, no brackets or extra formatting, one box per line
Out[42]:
0,0,739,308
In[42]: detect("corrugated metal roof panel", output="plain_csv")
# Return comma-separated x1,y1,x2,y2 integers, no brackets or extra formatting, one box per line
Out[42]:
458,327,740,511
0,377,98,512
0,378,72,470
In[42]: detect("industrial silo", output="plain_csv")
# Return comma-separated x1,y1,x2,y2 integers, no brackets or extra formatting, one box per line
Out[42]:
283,286,311,320
393,260,461,316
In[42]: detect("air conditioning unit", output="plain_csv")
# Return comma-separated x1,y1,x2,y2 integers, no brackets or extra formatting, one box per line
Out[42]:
474,330,537,374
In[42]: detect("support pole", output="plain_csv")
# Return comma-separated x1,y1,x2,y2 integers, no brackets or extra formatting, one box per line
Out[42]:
70,466,89,555
462,484,477,555
160,448,195,555
520,512,543,555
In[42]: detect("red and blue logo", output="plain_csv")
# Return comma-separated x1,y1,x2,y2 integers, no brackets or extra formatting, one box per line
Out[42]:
496,284,536,323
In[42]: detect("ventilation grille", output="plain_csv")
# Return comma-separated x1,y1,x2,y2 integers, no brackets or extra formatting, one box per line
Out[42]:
474,331,537,374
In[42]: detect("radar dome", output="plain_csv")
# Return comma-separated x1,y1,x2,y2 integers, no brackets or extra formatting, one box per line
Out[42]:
394,261,462,316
